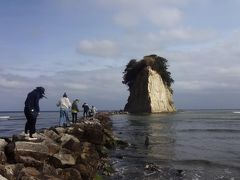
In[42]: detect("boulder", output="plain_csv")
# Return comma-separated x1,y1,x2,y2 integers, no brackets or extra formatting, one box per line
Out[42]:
0,164,24,180
76,142,99,167
58,134,80,146
43,175,62,180
94,113,112,129
0,151,7,164
15,156,43,168
57,168,82,180
4,142,16,163
66,126,84,140
14,141,49,161
62,139,82,152
48,149,76,168
0,139,7,151
41,163,58,176
42,139,60,155
0,174,7,180
82,123,104,145
54,127,66,135
74,164,96,180
17,167,40,180
43,130,61,141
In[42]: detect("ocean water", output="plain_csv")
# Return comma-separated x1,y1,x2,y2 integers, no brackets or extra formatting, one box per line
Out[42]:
109,110,240,180
1,110,240,179
0,111,60,137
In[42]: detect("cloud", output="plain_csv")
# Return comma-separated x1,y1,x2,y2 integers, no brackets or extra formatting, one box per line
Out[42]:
75,0,217,59
114,12,139,28
77,40,119,57
97,0,190,10
0,66,128,111
96,0,188,29
113,6,183,28
51,67,128,110
62,83,89,91
2,0,240,110
156,28,216,43
168,30,240,96
148,7,182,27
0,74,28,89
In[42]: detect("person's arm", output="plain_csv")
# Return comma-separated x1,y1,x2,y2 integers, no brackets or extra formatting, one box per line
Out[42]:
56,100,60,107
35,93,40,112
76,104,80,112
67,98,72,108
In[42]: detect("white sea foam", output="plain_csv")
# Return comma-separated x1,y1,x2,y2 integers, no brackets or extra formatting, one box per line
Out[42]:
233,111,240,114
0,116,10,119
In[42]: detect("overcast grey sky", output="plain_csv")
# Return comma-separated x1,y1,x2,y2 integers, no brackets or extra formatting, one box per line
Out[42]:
0,0,240,111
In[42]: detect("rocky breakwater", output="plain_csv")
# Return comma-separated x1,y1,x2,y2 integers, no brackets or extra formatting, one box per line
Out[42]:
0,113,120,180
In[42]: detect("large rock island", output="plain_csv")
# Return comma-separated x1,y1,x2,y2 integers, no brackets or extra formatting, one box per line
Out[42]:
123,54,176,113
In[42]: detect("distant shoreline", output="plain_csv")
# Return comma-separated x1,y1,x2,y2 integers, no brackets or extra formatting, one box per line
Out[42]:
0,110,122,113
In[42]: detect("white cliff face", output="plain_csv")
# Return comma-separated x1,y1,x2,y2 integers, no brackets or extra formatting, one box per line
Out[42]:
148,67,175,112
125,66,176,113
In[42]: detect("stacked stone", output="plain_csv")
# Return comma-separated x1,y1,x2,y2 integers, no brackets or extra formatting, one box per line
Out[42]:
0,113,117,180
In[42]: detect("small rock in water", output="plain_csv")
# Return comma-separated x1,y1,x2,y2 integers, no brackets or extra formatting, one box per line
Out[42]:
177,169,183,174
145,136,149,147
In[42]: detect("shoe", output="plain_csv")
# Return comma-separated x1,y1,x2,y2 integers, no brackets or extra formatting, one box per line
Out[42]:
20,132,29,136
27,137,38,140
31,133,38,138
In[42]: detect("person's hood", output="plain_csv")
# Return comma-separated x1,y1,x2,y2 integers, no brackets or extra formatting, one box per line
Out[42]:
63,92,67,98
36,87,46,98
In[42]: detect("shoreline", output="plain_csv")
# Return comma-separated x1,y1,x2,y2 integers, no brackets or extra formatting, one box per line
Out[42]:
0,112,124,180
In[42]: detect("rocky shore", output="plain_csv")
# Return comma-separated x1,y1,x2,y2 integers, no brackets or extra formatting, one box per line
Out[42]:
0,113,124,180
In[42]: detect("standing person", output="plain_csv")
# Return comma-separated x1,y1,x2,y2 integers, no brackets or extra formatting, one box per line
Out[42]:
82,102,89,118
56,92,71,127
71,99,80,123
89,105,97,117
91,105,97,117
24,87,46,140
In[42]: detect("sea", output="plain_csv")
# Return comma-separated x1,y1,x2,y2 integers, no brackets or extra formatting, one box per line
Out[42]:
0,111,59,137
1,110,240,179
108,110,240,180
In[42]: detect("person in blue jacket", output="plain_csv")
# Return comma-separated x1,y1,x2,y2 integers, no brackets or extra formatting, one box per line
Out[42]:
24,87,46,140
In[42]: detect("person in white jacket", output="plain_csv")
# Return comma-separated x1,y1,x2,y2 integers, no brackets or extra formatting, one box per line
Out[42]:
56,92,71,127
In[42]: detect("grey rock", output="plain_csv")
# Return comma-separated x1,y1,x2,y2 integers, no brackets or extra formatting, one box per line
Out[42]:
0,139,7,151
14,141,49,161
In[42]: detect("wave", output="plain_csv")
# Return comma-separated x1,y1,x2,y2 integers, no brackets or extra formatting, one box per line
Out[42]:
173,159,240,169
178,129,240,133
0,116,10,119
233,111,240,114
8,118,26,121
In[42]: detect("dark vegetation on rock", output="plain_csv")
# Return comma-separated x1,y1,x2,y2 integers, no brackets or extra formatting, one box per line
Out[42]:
122,54,174,92
0,113,126,180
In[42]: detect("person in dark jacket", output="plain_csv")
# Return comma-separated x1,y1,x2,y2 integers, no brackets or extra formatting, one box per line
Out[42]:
71,99,80,123
24,87,46,140
82,102,89,118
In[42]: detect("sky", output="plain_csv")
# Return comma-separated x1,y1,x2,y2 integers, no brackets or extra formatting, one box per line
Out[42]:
0,0,240,111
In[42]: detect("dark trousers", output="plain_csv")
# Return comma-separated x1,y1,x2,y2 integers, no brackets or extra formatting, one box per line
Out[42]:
83,110,88,118
72,113,77,123
24,107,37,137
